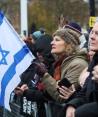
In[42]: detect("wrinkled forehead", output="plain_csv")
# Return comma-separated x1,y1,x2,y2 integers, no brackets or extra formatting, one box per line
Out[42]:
92,22,98,30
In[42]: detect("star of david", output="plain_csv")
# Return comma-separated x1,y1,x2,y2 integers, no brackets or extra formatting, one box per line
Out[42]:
0,45,9,65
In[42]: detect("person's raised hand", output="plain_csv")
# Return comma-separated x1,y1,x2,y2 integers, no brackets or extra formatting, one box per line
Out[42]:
32,62,48,77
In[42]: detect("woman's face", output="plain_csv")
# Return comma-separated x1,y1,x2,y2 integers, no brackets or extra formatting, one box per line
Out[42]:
51,35,67,55
89,22,98,51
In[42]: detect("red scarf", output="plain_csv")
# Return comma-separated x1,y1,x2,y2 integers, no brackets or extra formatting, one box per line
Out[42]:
54,54,67,81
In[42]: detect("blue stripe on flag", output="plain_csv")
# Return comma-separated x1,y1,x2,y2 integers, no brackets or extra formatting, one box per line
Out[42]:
0,11,4,25
0,45,30,106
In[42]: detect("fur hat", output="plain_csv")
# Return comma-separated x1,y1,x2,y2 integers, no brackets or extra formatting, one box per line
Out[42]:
63,22,82,46
53,29,80,46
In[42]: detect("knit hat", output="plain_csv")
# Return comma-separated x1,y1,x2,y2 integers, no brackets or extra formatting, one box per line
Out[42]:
53,29,80,46
32,31,43,40
64,22,82,35
35,34,55,67
35,34,53,54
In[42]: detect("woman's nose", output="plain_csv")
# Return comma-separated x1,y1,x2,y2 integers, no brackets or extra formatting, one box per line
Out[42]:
51,40,55,45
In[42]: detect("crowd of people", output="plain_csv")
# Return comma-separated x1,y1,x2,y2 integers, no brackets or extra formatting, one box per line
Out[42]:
1,19,98,117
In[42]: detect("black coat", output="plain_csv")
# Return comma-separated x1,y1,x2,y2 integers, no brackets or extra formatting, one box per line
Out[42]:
12,60,45,117
20,61,47,100
13,59,54,117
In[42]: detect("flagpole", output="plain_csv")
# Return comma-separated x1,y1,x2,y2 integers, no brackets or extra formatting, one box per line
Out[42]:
20,0,28,37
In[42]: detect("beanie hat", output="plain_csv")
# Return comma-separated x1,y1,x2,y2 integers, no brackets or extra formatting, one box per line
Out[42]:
35,34,53,54
64,22,82,35
53,29,80,46
35,34,55,66
32,31,43,40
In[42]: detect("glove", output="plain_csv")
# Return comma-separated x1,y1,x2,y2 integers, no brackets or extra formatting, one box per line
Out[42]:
32,62,48,77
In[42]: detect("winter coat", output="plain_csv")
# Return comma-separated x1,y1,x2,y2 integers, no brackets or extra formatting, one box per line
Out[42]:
41,50,88,103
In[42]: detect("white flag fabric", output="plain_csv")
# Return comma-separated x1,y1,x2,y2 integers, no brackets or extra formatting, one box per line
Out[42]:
0,12,34,110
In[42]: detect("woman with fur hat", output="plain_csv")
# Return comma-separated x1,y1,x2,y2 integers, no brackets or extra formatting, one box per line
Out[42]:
33,28,88,103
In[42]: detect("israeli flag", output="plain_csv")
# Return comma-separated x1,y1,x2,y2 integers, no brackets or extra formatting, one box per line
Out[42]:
0,12,34,110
